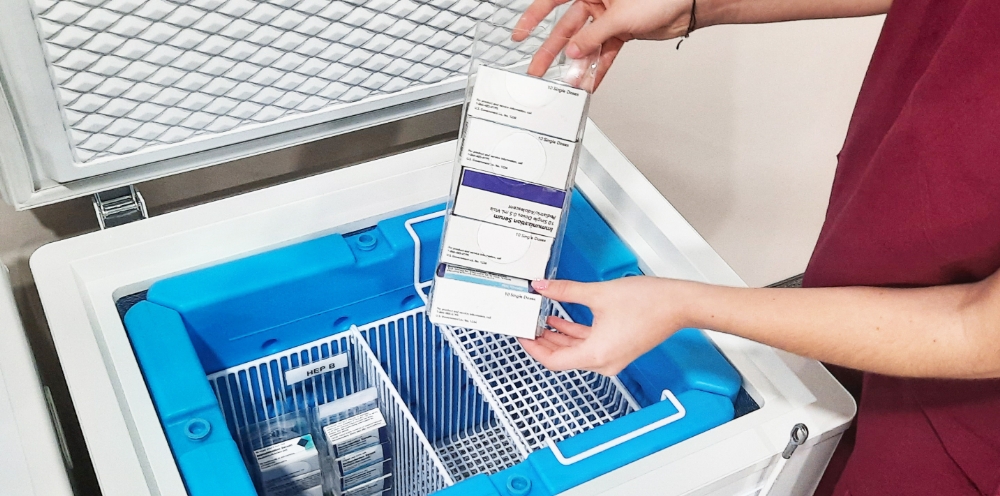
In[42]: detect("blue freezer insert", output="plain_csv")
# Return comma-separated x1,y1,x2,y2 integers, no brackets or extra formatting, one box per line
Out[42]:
122,190,743,495
124,301,256,495
435,390,734,496
145,205,445,374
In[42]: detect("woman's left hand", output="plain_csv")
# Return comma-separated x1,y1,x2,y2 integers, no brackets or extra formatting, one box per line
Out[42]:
519,276,692,375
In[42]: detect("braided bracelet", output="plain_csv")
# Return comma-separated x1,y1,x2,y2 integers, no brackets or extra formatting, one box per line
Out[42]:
676,0,697,49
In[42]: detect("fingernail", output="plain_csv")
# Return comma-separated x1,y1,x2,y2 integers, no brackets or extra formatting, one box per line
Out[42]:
531,280,549,291
566,43,581,59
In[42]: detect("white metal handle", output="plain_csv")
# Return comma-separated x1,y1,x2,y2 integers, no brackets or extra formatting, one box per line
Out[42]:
546,389,686,466
403,211,445,305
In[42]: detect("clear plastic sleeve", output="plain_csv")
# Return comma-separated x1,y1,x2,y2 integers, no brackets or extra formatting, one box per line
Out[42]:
428,17,600,339
313,388,393,495
242,410,324,496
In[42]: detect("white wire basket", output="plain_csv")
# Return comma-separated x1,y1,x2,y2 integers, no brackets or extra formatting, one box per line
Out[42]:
207,302,643,493
207,327,454,495
439,303,639,455
203,212,645,494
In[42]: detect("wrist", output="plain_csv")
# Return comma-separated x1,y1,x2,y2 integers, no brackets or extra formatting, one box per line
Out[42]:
692,0,741,28
660,278,710,330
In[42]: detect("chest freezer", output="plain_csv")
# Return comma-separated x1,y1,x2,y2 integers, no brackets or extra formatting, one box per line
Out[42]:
0,0,855,493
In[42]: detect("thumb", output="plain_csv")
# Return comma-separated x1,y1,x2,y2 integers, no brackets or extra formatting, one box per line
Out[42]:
566,14,625,59
531,279,597,306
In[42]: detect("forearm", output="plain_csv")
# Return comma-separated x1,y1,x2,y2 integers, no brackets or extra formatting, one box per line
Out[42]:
698,0,892,28
678,275,1000,379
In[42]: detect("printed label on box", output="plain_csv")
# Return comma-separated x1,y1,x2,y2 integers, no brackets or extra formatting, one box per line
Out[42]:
339,460,389,491
468,66,587,141
461,118,575,189
330,427,388,458
343,474,391,496
336,442,388,475
440,215,553,280
323,409,386,453
429,267,543,339
252,434,324,496
440,264,533,292
453,169,565,237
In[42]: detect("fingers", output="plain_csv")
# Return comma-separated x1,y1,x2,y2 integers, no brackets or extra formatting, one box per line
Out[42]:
518,336,587,371
566,11,626,59
513,0,573,41
546,315,590,339
593,37,624,90
527,0,591,77
542,329,583,347
518,316,593,371
518,336,560,364
532,279,598,306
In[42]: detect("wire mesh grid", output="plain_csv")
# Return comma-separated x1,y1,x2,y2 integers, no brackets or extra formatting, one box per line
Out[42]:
439,302,640,452
28,0,548,162
204,304,638,493
207,328,453,495
359,310,524,481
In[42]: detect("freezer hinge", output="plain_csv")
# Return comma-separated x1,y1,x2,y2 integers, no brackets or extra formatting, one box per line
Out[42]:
92,185,148,229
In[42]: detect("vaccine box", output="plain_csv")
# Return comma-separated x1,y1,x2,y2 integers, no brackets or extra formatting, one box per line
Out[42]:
467,65,589,142
460,117,577,190
430,61,591,339
452,169,567,238
439,215,554,281
429,264,544,339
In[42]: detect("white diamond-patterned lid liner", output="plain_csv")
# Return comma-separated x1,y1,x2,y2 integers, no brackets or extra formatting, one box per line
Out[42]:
30,0,543,163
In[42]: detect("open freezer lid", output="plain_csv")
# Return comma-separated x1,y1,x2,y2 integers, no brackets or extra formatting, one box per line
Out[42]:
0,0,545,210
0,263,74,496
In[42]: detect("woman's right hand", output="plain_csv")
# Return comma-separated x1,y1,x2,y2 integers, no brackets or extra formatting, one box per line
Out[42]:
513,0,701,88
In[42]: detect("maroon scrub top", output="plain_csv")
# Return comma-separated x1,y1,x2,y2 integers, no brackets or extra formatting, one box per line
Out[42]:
802,0,1000,494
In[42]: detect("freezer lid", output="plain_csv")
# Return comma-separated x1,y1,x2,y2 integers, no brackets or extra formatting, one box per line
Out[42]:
0,263,74,496
0,0,546,210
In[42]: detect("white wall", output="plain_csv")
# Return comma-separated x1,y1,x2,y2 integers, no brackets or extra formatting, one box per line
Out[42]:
590,16,884,287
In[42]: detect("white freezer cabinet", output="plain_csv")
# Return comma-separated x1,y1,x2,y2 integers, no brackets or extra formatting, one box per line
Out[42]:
4,125,854,496
0,0,854,492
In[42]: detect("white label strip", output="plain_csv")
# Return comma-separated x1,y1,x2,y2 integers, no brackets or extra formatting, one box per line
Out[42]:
284,353,349,385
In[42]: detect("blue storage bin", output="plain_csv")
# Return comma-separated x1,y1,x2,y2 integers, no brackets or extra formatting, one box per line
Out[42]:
122,191,743,495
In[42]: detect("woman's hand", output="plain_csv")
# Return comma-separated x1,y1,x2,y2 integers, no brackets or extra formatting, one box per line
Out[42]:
513,0,699,88
519,276,692,375
521,268,1000,380
512,0,893,89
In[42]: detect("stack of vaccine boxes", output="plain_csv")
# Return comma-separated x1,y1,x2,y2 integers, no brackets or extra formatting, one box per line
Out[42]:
318,389,392,496
429,66,590,339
